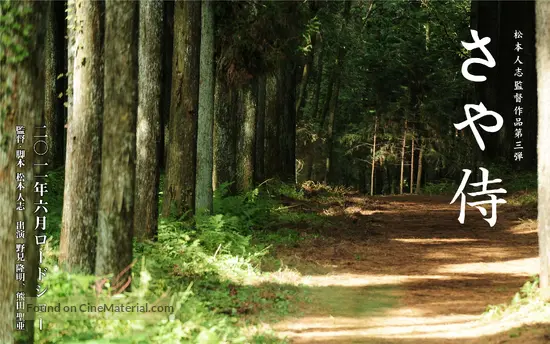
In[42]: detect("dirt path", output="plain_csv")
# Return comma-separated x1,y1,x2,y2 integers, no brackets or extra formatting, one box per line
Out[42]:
269,195,547,343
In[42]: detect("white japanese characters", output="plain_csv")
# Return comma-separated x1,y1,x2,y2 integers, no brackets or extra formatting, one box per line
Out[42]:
452,30,507,227
461,29,496,82
451,168,507,227
513,30,524,162
454,102,503,151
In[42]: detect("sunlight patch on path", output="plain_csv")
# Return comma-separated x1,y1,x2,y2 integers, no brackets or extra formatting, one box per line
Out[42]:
300,273,464,287
275,310,550,342
393,238,481,244
437,257,538,275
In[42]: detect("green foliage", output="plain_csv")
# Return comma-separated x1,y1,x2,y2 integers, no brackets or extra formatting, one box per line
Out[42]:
422,179,457,195
45,168,65,247
262,179,305,200
41,174,313,343
213,182,275,232
483,276,549,321
254,228,304,248
35,266,262,344
214,1,310,86
0,1,34,146
0,1,33,64
301,180,351,198
297,0,480,189
507,191,537,208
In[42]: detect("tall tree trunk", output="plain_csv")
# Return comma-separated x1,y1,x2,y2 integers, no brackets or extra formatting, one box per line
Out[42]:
536,0,550,299
281,64,298,184
370,116,378,196
44,1,64,168
296,34,315,122
135,0,163,240
213,79,237,193
304,144,315,181
410,133,415,193
416,137,424,194
95,0,138,290
67,0,75,141
0,66,17,343
236,82,257,192
163,0,201,218
0,81,17,343
160,0,175,169
324,71,341,184
254,75,266,184
60,0,103,274
10,2,46,341
0,2,45,341
311,32,323,122
305,32,323,182
323,1,351,184
320,70,334,130
400,120,408,194
264,73,282,179
195,0,215,214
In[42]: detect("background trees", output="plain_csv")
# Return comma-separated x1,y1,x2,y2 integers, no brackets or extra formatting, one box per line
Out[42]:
135,0,163,240
44,0,546,286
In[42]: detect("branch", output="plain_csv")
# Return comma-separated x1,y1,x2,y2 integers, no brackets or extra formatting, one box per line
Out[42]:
362,0,375,31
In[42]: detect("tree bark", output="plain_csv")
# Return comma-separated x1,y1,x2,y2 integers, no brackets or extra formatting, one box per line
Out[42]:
163,0,201,218
44,1,64,168
135,0,163,240
195,0,215,214
0,3,41,342
280,64,298,184
370,116,378,196
60,0,103,274
305,32,323,182
400,120,408,194
160,0,174,169
236,82,257,192
323,1,351,184
264,73,282,179
0,1,46,341
95,0,138,290
410,133,415,193
254,75,266,184
324,69,341,184
304,144,315,182
213,79,237,193
536,0,550,299
66,0,75,140
0,56,17,341
320,69,334,130
416,137,424,194
311,32,323,122
296,34,315,122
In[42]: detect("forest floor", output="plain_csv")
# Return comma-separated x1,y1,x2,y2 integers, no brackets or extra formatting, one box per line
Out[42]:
258,193,550,343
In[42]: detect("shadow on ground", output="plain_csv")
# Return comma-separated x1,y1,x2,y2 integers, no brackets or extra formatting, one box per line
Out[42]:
257,194,545,343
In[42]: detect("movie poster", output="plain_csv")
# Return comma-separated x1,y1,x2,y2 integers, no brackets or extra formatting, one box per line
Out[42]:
0,0,548,343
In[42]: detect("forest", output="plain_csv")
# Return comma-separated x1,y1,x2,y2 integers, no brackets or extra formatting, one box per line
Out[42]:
1,0,549,343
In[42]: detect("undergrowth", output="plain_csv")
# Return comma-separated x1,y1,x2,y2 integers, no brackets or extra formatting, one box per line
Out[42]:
483,276,550,322
422,178,457,195
36,172,326,343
